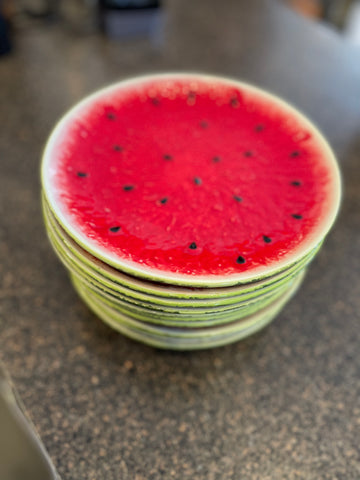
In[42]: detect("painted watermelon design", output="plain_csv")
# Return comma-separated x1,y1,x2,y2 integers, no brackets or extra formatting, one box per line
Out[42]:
42,74,341,287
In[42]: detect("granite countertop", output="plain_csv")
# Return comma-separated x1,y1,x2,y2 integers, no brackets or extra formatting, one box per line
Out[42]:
0,0,359,478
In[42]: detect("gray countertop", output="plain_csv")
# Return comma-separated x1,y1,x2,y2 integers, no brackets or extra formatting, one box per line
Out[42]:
0,1,359,478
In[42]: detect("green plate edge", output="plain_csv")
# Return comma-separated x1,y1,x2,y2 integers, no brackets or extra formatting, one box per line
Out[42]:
45,209,310,317
71,271,304,350
47,214,304,318
71,272,298,326
43,194,321,304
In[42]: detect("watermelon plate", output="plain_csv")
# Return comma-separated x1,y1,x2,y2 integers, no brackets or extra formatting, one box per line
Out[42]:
41,73,341,288
41,73,341,348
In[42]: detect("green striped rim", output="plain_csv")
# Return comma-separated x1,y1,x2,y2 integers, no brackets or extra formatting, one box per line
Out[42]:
44,205,313,314
71,271,304,350
43,193,321,302
71,273,297,327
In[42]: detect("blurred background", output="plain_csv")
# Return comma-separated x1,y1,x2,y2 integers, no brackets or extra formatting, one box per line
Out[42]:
1,2,360,479
1,0,360,57
284,0,360,41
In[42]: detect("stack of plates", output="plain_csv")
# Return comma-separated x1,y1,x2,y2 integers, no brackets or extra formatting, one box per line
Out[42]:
41,74,341,350
41,197,320,349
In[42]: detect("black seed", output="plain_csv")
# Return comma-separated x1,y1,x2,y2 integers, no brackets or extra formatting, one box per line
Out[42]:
234,195,242,202
236,255,246,264
291,181,302,186
290,151,300,157
292,214,302,219
263,235,272,243
188,91,196,100
77,171,87,177
255,124,264,132
244,151,253,157
160,197,168,204
200,120,209,129
212,156,221,163
230,97,239,107
163,154,172,161
194,177,202,185
123,185,134,191
113,144,123,152
189,242,197,250
151,97,160,106
107,112,116,120
109,226,121,233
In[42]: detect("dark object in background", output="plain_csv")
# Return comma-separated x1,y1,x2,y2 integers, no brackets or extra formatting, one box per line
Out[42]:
283,0,356,29
0,1,12,55
321,0,355,29
98,0,163,39
22,0,59,20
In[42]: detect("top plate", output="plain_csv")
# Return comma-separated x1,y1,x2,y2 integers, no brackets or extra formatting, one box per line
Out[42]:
41,73,341,286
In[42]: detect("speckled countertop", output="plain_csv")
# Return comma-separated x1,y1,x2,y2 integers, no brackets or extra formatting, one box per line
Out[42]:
0,1,359,478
